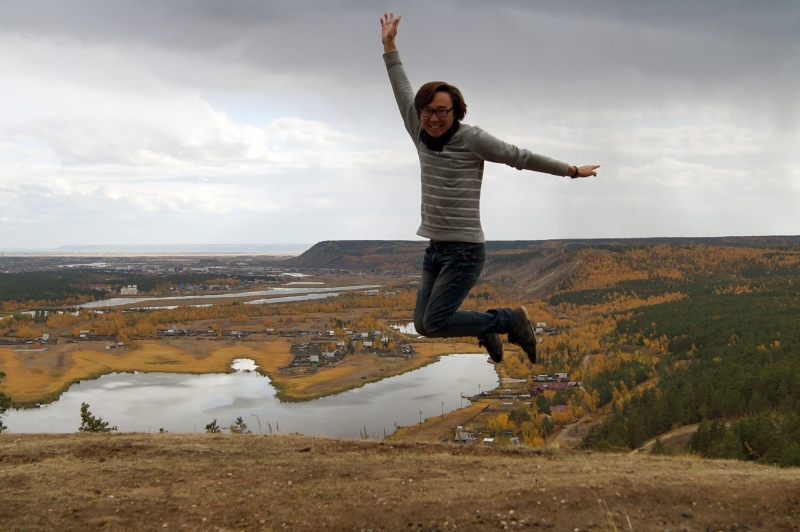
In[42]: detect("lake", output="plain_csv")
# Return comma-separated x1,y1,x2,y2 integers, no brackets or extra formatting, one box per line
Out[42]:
5,354,498,439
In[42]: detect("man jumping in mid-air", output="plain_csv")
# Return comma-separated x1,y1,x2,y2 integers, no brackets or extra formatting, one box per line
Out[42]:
380,13,599,365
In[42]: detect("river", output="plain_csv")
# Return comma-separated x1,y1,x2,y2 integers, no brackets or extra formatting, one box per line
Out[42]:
78,284,381,309
4,354,498,439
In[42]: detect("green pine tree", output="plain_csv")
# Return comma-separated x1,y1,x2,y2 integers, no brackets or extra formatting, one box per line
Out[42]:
229,416,251,434
0,372,10,433
78,402,117,433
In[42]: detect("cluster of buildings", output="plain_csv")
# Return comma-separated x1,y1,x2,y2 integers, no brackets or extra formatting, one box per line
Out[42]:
530,373,583,396
157,326,261,339
288,342,346,368
453,426,521,445
120,285,138,295
283,328,415,372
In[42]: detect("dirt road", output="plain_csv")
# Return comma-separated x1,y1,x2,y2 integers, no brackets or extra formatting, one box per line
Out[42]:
2,433,799,531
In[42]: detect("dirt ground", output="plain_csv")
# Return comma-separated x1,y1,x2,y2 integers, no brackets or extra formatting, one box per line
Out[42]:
2,433,799,532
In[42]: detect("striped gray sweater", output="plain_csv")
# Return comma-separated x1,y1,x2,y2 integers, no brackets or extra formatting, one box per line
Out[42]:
384,50,570,243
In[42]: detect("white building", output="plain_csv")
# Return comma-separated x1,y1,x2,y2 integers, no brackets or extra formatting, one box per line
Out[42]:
120,284,138,295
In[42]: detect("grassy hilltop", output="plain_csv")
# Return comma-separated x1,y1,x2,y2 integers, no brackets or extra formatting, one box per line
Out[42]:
2,432,800,531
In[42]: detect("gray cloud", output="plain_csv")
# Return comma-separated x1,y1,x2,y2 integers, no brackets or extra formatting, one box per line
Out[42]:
0,1,798,247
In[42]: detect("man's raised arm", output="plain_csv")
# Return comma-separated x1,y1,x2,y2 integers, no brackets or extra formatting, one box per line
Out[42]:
380,13,419,140
380,13,400,53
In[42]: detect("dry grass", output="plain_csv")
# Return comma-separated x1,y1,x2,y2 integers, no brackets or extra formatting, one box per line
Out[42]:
2,433,799,531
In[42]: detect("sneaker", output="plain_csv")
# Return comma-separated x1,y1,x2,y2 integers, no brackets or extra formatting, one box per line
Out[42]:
478,333,503,363
508,306,537,364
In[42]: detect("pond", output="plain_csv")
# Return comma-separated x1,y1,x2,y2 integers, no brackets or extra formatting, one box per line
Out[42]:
5,354,498,439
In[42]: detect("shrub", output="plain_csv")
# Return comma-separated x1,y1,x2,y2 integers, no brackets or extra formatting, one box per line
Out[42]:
229,416,251,434
205,419,221,433
78,402,117,433
0,372,9,433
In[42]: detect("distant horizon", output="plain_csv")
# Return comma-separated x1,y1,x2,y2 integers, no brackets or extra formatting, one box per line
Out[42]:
3,234,800,254
0,243,311,254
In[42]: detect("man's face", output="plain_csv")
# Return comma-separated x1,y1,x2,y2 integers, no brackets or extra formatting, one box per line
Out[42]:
421,92,454,138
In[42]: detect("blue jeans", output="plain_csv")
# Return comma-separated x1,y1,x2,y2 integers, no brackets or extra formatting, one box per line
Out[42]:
413,241,516,339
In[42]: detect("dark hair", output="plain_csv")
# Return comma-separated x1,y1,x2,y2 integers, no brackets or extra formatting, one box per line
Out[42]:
414,81,467,121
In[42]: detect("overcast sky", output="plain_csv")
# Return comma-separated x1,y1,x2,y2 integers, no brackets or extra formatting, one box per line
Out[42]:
1,1,798,249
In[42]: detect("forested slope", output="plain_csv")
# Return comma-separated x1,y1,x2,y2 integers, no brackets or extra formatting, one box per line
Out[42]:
564,245,800,466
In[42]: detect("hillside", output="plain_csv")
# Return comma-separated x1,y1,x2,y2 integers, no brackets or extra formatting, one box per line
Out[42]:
286,236,800,272
284,236,800,298
283,240,427,271
2,433,800,531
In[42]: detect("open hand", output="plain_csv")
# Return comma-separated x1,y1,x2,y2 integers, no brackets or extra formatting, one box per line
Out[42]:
380,13,401,52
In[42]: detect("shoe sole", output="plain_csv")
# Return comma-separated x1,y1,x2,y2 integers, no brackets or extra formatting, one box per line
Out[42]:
512,306,536,364
479,334,503,364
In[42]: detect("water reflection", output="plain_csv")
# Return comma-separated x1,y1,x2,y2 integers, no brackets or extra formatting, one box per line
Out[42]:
230,359,259,372
6,354,497,439
391,322,418,335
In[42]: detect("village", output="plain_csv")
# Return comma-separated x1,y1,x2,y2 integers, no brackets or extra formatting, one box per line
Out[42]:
280,327,415,374
2,296,588,447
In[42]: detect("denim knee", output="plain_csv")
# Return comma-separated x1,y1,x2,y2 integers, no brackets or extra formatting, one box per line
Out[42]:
421,314,448,338
413,315,429,337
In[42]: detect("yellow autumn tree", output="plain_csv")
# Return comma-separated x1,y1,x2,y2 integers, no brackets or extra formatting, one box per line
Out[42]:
15,325,40,339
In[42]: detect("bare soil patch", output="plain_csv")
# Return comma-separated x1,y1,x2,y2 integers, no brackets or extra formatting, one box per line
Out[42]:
1,433,798,531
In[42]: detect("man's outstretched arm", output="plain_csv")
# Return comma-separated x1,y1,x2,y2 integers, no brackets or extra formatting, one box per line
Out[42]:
565,164,600,178
464,127,600,178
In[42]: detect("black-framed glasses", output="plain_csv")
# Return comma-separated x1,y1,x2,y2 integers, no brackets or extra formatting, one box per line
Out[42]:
420,107,453,117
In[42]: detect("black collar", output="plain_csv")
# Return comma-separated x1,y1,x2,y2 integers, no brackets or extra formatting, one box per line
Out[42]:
419,121,460,153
